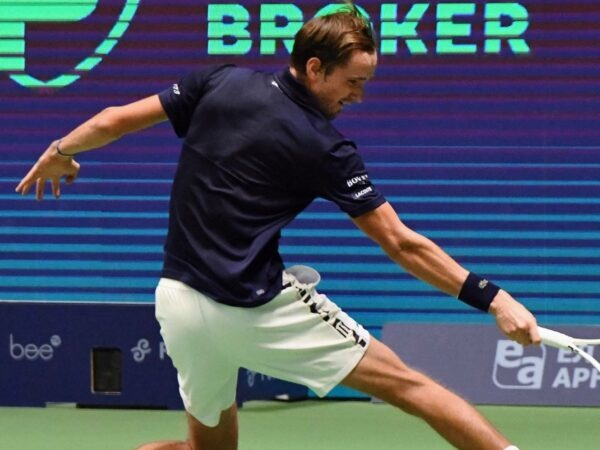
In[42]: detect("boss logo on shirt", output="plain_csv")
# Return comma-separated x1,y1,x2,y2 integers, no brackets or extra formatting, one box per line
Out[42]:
346,174,369,188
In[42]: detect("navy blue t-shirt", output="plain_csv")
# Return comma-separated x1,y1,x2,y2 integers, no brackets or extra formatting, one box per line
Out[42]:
158,65,386,306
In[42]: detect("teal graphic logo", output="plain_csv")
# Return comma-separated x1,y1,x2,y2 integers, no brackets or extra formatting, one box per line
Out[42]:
1,0,140,88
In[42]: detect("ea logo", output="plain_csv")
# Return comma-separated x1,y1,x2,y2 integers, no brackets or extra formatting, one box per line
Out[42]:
9,333,62,362
1,0,140,88
493,340,546,389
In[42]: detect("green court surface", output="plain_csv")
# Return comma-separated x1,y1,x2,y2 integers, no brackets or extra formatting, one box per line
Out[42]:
0,401,598,450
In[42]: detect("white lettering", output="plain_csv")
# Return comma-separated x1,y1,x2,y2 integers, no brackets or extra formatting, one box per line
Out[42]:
159,341,168,360
9,333,60,362
346,174,369,188
557,348,581,364
592,369,600,388
353,186,373,199
552,367,599,389
552,367,571,388
572,367,591,388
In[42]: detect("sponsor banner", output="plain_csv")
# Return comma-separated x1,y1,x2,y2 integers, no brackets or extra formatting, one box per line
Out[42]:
0,302,306,408
380,323,599,405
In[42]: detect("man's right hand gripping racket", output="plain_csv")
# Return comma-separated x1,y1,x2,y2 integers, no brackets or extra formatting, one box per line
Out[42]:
539,326,600,373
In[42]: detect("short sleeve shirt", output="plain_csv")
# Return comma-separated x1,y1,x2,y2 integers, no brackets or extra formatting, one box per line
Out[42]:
159,65,386,306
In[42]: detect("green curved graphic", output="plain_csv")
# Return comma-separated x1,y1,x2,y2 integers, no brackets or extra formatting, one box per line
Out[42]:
2,0,140,89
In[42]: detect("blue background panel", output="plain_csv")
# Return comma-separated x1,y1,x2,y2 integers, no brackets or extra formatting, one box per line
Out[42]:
1,1,600,344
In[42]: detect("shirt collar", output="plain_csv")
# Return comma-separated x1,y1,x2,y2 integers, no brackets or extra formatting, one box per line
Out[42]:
273,68,327,119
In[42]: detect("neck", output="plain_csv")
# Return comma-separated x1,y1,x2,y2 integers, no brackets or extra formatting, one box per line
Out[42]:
289,66,306,84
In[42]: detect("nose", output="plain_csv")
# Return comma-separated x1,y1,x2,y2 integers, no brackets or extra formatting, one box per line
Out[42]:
352,86,364,103
356,83,365,103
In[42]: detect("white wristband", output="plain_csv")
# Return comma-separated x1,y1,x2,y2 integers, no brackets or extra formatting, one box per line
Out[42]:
504,446,520,450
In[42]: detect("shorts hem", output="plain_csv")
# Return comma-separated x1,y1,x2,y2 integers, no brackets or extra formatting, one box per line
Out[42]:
184,399,237,428
184,407,221,428
311,338,371,397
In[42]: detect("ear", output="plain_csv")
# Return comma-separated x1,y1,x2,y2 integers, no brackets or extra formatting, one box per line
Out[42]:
305,57,324,82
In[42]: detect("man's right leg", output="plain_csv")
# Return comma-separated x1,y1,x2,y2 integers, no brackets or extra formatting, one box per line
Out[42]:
342,338,514,450
135,403,238,450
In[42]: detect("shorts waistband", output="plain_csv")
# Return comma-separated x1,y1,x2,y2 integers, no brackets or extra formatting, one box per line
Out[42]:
283,265,321,290
158,278,191,289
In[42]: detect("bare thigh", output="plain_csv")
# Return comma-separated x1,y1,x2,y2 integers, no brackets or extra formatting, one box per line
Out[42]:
341,336,454,416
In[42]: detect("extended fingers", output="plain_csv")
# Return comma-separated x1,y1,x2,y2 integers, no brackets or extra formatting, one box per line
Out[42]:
15,178,30,195
16,157,79,198
15,166,39,195
51,177,61,198
35,177,46,201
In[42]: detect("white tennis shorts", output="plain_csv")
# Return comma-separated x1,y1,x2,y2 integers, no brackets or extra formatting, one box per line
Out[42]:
155,265,370,426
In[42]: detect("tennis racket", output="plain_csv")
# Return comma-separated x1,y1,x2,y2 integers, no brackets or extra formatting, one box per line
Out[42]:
538,326,600,373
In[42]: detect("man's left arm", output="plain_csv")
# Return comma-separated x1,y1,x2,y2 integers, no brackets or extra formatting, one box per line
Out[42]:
16,95,167,200
352,201,540,346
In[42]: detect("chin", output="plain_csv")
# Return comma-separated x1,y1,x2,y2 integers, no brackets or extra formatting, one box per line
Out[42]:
328,108,342,119
319,103,341,120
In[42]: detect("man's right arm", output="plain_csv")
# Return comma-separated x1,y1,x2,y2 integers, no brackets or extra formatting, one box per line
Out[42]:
15,95,167,200
352,201,540,346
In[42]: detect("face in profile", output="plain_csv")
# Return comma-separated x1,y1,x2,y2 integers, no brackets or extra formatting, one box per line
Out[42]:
306,50,377,119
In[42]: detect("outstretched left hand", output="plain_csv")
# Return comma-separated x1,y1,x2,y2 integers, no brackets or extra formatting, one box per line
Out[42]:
15,141,80,200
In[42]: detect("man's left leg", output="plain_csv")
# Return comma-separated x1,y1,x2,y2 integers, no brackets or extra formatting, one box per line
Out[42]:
136,403,238,450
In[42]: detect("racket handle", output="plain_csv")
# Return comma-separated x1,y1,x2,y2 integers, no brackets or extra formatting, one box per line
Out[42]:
538,327,572,349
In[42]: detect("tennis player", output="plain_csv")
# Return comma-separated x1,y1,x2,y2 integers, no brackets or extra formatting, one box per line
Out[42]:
16,5,536,450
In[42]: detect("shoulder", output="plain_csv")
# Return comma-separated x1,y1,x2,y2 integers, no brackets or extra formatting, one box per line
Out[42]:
183,64,236,90
203,65,271,88
290,114,351,157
